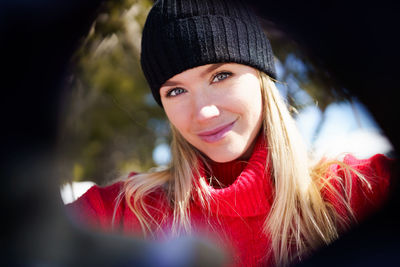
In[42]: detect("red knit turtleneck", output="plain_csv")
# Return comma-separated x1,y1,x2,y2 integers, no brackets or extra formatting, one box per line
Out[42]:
192,135,274,218
205,159,248,188
204,134,263,189
67,136,393,266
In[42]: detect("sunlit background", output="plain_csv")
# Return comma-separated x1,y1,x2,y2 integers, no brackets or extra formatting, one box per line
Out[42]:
59,0,393,203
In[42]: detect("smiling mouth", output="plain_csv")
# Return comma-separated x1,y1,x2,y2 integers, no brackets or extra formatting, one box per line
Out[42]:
197,120,236,143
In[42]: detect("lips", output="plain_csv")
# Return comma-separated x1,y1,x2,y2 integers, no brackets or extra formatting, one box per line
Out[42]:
197,120,236,143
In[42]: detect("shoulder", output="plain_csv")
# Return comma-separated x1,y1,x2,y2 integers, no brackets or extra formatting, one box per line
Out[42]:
324,153,395,222
336,154,394,199
342,153,394,178
65,181,124,230
66,173,171,233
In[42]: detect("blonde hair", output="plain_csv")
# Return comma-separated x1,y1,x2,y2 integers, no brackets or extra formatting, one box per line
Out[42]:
119,72,369,265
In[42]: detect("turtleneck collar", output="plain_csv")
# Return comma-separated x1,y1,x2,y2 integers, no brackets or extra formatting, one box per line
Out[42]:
204,159,248,189
193,135,274,217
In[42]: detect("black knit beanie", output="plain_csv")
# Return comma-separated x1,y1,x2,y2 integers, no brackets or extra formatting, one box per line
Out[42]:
140,0,276,106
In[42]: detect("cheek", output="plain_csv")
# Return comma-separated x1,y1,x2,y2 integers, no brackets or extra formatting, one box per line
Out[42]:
229,81,263,119
249,89,263,120
163,102,191,135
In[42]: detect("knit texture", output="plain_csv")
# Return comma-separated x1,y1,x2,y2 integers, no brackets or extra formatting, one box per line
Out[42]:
67,147,393,266
205,159,248,188
140,0,276,106
193,136,274,218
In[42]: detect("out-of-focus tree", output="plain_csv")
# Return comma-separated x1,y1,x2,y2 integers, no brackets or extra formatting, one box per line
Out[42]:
58,0,169,185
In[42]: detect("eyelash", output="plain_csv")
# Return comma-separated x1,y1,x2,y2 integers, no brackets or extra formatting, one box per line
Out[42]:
211,71,232,83
166,87,186,97
165,71,233,98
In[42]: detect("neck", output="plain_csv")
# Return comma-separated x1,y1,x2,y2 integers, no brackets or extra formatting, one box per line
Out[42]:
205,159,248,188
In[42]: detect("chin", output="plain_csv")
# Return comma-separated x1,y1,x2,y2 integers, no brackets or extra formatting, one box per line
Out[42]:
203,146,245,163
208,155,237,163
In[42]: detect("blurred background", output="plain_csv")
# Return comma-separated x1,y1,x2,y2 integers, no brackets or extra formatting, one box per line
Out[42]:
58,0,393,203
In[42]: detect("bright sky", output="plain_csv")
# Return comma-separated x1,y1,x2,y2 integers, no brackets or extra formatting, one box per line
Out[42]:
275,54,393,160
295,101,392,160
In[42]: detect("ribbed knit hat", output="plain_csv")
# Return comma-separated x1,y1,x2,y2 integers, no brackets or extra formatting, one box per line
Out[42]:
140,0,276,106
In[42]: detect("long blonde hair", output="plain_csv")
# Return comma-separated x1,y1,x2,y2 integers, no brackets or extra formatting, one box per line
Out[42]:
119,72,368,265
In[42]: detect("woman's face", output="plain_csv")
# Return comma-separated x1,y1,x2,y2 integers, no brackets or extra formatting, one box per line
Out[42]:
160,63,263,163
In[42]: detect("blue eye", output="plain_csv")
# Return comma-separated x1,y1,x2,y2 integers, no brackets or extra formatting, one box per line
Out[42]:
212,72,232,83
166,87,186,97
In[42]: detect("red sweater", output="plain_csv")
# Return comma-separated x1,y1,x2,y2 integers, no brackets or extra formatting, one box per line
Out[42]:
67,139,393,266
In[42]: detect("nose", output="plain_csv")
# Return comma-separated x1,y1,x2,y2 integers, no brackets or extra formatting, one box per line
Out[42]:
192,85,220,123
196,104,220,122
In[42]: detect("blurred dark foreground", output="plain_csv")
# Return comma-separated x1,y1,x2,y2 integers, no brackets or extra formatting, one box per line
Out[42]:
1,0,398,266
246,1,400,266
0,0,226,266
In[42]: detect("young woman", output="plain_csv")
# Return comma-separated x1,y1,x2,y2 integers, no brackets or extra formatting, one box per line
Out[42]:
67,0,393,266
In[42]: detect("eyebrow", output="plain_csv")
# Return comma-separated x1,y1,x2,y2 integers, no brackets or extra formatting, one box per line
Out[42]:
162,63,227,87
200,63,226,77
